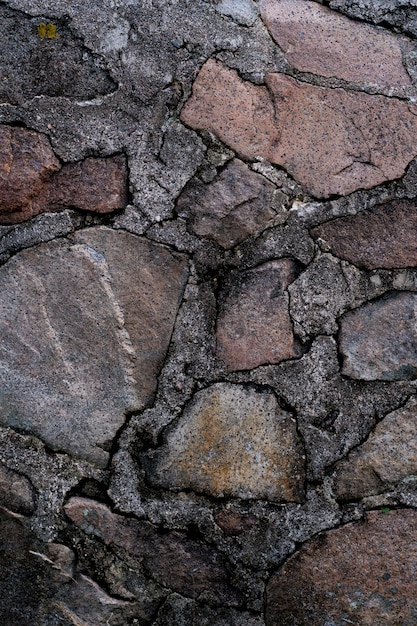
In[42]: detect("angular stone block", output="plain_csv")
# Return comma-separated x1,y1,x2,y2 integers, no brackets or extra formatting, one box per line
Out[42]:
143,383,305,502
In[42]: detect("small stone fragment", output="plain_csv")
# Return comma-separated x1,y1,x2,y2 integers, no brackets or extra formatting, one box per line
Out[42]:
143,383,305,502
266,509,417,625
339,291,417,381
216,0,259,26
0,126,128,224
312,200,417,269
259,0,411,87
177,159,276,249
180,59,417,198
0,227,187,466
0,462,35,515
333,397,417,500
64,497,242,606
216,259,299,370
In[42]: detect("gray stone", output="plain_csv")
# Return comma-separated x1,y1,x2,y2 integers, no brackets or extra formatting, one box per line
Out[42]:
0,227,187,466
177,159,277,249
217,0,259,26
288,254,363,339
333,397,417,500
0,5,116,105
143,383,305,502
339,291,417,381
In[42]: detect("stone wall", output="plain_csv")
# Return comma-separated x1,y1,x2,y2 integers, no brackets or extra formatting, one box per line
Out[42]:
1,1,417,624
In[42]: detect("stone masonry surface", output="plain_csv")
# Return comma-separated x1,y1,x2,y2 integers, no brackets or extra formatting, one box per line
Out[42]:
3,1,417,624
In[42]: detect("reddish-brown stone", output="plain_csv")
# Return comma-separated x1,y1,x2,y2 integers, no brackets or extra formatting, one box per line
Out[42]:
266,509,417,626
214,509,258,535
0,125,128,224
339,291,417,381
43,154,128,215
312,200,417,269
180,60,417,198
0,125,61,223
64,497,242,606
0,462,35,515
333,397,417,500
260,0,411,87
216,259,299,370
177,159,276,249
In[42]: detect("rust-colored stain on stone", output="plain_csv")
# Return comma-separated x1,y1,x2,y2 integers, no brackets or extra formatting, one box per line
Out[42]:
260,0,411,87
216,259,300,370
0,126,128,224
143,383,305,502
266,509,417,625
180,59,417,198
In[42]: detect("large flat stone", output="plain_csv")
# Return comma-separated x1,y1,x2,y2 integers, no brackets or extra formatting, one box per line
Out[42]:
64,497,242,606
333,397,417,500
177,159,276,249
312,200,417,269
0,227,187,466
260,0,410,87
180,59,417,198
339,291,417,381
0,126,128,224
216,259,299,370
143,383,305,502
267,509,417,625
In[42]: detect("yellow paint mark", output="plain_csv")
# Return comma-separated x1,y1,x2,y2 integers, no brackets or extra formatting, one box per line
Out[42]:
37,22,59,39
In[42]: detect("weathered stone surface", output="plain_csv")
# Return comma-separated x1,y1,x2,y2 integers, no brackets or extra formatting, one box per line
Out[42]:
43,154,128,215
339,291,417,381
143,383,305,502
216,0,259,26
0,126,61,222
177,159,276,249
0,227,187,466
64,497,242,606
216,259,299,370
0,126,128,224
180,59,417,198
0,462,35,515
288,254,362,339
312,200,417,269
266,509,417,626
259,0,410,87
333,397,417,500
0,4,115,105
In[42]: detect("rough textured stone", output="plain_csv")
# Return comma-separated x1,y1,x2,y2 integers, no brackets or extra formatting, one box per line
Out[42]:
0,126,61,222
64,497,242,606
333,397,417,500
180,59,417,198
177,159,277,249
288,254,362,339
216,259,300,370
0,227,187,466
339,291,417,381
266,509,417,626
259,0,411,87
312,200,417,269
216,0,259,26
0,126,128,224
0,4,115,105
143,383,305,502
0,463,35,515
